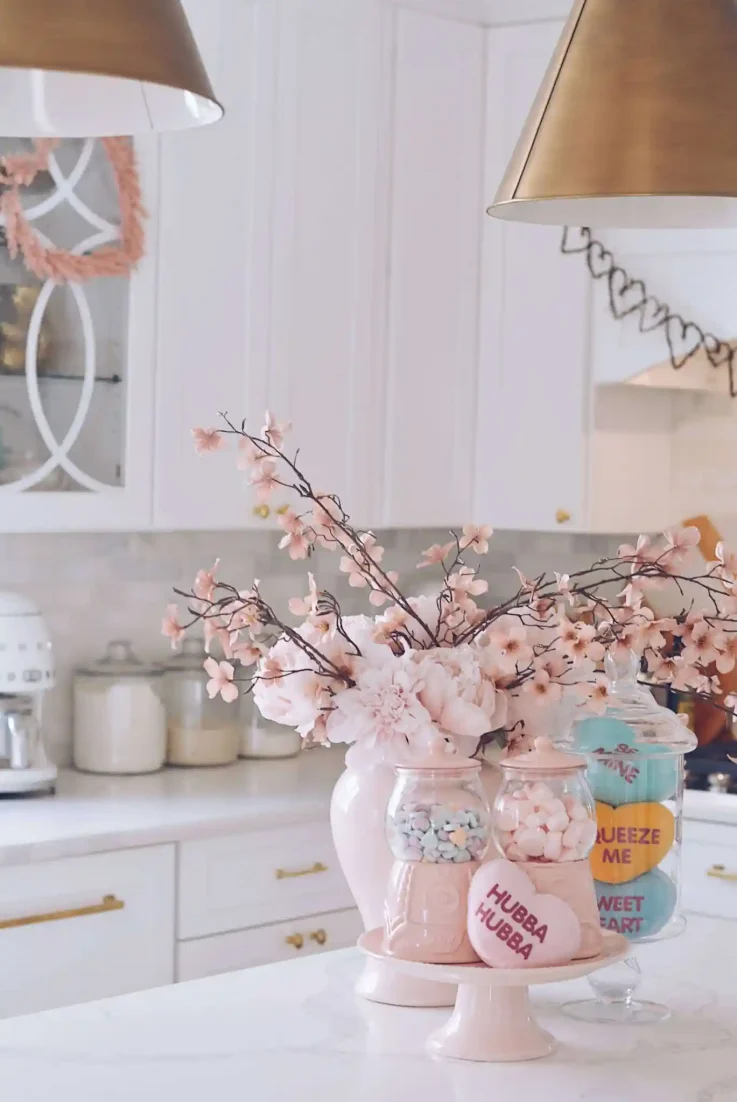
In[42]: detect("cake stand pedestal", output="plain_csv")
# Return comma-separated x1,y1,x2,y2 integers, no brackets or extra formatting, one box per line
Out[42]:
358,929,628,1063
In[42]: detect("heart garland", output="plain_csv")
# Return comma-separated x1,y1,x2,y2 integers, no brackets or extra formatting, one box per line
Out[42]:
561,227,736,397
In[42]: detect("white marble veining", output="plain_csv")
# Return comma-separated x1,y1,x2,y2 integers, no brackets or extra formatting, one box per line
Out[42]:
0,750,345,867
0,915,734,1102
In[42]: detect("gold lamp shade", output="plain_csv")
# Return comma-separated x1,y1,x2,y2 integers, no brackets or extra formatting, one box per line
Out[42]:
0,0,222,136
489,0,737,228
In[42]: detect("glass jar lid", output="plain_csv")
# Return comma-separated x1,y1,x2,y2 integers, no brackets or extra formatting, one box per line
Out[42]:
502,735,587,773
164,637,208,672
77,640,165,679
569,652,697,755
395,738,481,774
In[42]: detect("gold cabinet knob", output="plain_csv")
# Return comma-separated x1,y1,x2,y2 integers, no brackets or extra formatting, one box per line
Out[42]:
285,933,304,950
555,509,572,525
309,928,327,946
707,864,737,882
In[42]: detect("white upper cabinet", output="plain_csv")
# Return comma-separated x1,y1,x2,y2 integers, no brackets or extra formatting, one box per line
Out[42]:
379,9,485,527
0,138,159,534
475,20,590,533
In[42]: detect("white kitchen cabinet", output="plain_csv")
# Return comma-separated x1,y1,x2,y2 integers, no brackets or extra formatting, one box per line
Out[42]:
475,19,590,533
155,0,391,530
0,138,159,534
177,906,362,982
0,845,175,1018
682,821,737,922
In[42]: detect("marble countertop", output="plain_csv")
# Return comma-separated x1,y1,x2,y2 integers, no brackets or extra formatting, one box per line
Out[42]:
0,750,345,867
1,914,735,1102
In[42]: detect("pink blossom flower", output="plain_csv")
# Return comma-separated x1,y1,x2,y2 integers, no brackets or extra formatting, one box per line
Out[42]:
713,542,737,579
716,632,737,674
449,567,488,601
340,554,369,588
418,541,455,569
278,521,311,560
579,676,610,715
231,641,262,667
237,437,266,470
485,615,533,673
524,669,563,705
204,617,233,658
326,655,432,753
249,459,280,503
682,621,725,667
369,572,398,607
554,572,574,605
534,652,568,680
559,621,604,666
192,427,225,455
193,560,220,601
289,574,320,618
513,568,537,596
617,534,653,565
460,524,493,555
261,411,291,450
161,604,184,648
357,533,385,565
663,526,701,556
204,658,239,703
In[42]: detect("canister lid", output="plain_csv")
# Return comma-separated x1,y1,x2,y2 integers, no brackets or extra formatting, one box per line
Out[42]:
164,637,208,672
395,736,481,774
77,641,164,679
502,736,587,773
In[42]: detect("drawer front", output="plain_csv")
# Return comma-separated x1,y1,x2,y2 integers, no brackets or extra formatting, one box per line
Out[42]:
177,907,363,982
0,845,175,1018
178,822,353,939
682,835,737,920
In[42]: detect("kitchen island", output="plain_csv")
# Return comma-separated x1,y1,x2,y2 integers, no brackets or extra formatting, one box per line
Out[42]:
1,914,735,1102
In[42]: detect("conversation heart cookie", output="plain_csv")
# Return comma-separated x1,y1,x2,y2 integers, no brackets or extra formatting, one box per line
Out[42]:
575,717,679,806
591,801,675,885
467,858,581,969
595,869,677,940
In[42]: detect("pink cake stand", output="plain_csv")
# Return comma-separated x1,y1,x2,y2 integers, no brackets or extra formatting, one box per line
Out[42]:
358,928,628,1062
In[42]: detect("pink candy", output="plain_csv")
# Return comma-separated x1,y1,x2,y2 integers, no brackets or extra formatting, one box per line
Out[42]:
496,780,595,864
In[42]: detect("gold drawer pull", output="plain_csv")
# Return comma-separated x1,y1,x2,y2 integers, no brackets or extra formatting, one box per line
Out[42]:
0,894,124,931
309,928,327,946
707,864,737,882
285,933,304,950
555,509,572,525
275,861,328,881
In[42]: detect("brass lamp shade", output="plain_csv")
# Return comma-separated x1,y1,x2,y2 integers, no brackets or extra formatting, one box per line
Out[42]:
489,0,737,228
0,0,222,136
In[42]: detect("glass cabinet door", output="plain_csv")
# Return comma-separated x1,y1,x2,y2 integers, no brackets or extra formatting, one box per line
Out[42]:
0,137,157,532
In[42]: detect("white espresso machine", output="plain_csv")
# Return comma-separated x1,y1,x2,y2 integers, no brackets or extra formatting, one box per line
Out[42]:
0,592,57,796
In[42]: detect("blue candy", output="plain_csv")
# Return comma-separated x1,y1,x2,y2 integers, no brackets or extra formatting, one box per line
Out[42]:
595,868,677,941
575,717,679,806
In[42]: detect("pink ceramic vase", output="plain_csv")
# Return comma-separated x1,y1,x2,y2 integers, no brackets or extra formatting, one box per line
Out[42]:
330,747,501,1005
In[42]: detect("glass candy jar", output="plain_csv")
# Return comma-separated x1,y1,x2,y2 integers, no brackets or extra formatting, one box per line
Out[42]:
382,745,491,964
164,639,240,767
560,651,696,1023
493,736,603,959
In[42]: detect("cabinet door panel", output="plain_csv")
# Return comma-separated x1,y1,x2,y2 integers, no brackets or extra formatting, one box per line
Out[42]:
155,0,388,530
0,846,175,1018
381,9,485,527
476,21,589,532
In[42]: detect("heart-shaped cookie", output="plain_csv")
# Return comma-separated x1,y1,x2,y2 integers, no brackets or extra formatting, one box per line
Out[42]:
467,859,581,969
591,802,675,885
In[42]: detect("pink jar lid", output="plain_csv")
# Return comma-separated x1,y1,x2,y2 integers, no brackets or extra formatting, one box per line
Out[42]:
395,738,480,774
502,735,586,773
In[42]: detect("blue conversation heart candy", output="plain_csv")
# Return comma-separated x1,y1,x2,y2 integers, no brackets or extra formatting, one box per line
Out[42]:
576,717,679,806
595,868,677,941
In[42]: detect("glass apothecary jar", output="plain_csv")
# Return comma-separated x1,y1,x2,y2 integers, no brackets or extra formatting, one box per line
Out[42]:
73,641,166,775
164,639,240,767
493,736,602,958
240,691,301,760
560,652,695,1023
382,744,490,964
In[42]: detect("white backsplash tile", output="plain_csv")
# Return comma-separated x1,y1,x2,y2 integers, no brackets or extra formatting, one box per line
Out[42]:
0,528,629,765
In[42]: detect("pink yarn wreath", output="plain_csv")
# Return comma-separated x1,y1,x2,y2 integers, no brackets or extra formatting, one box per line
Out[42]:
0,137,146,283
